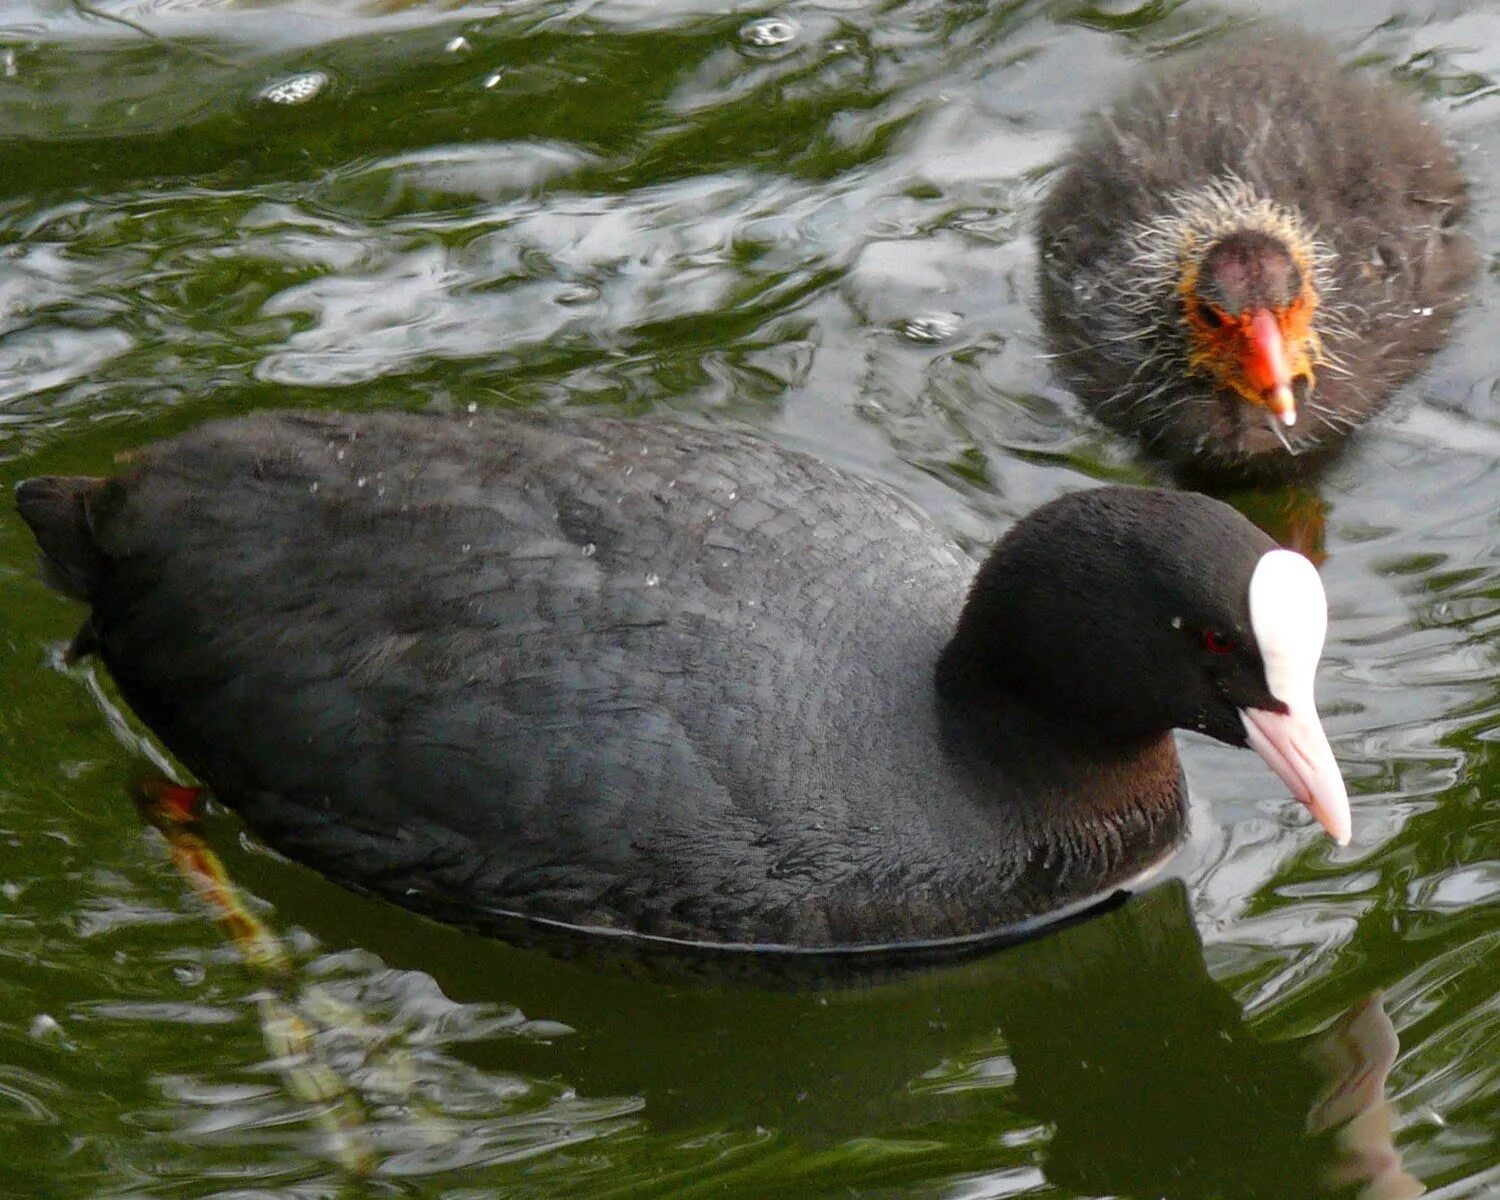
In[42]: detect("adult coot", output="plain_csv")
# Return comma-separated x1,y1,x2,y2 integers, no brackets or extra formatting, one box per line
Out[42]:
1037,30,1474,480
16,410,1350,954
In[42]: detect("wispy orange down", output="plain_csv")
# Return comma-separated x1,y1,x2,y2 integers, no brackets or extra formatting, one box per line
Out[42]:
1178,254,1322,426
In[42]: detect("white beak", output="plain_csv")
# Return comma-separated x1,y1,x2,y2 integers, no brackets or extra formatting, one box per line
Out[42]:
1241,705,1351,845
1246,549,1351,846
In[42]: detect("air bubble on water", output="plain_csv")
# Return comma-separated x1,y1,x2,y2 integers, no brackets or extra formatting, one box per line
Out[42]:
645,573,660,587
554,284,600,306
258,71,329,107
898,312,961,344
740,17,800,51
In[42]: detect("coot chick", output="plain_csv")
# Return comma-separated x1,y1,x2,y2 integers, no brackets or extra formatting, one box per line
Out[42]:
16,410,1350,954
1037,30,1474,480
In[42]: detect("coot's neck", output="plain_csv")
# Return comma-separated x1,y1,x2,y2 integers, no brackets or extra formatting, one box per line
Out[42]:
940,609,1183,747
932,662,1189,897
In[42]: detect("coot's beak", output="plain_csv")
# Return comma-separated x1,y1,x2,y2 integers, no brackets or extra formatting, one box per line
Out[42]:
1245,308,1297,426
1245,548,1351,846
1241,704,1351,845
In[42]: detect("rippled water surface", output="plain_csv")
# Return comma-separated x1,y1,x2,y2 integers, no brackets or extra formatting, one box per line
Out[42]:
2,1,1498,1196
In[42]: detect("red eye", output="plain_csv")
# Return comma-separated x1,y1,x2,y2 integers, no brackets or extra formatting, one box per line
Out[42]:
1201,630,1234,655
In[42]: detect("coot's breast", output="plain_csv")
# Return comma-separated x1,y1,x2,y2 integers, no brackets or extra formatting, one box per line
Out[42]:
94,411,1025,947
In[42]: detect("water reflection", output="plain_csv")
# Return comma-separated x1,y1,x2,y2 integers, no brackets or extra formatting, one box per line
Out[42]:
202,823,1423,1196
1217,482,1329,564
1,0,1498,1193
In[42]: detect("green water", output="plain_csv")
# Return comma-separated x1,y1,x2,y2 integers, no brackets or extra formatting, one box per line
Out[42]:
1,1,1498,1196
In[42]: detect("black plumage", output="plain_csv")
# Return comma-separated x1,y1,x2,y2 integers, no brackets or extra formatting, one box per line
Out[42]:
17,409,1295,953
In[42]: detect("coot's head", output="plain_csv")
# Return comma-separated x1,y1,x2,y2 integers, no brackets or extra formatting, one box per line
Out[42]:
941,487,1350,843
1139,178,1331,433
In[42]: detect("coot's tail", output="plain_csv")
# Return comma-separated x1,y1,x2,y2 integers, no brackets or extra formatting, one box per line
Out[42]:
15,476,109,604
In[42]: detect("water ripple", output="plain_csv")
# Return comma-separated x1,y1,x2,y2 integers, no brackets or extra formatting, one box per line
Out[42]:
0,0,1499,1195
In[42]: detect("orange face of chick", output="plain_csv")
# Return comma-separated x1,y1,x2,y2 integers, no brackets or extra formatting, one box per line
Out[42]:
1179,230,1320,426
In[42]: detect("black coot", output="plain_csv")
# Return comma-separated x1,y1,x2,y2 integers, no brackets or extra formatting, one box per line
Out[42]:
1037,30,1474,480
16,410,1350,954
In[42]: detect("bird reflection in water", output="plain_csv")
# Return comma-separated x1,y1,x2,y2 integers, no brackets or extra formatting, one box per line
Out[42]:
137,779,1419,1197
1306,993,1423,1200
1203,482,1328,566
988,886,1421,1200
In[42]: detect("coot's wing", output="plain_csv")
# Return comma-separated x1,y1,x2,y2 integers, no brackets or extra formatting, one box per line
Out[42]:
81,411,981,944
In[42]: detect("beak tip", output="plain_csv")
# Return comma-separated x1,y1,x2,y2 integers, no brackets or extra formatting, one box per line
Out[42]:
1241,706,1351,848
1317,796,1352,846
